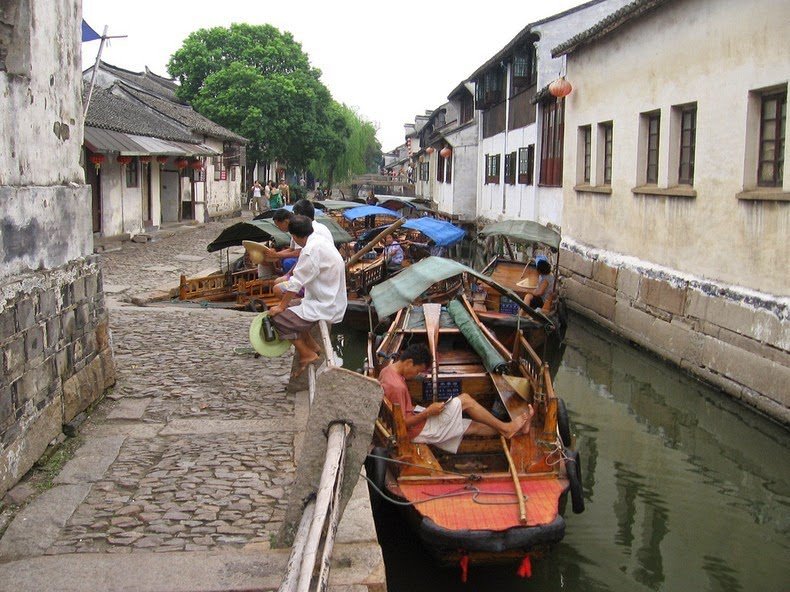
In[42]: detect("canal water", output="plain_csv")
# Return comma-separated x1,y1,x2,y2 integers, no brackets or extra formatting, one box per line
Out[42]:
333,313,790,591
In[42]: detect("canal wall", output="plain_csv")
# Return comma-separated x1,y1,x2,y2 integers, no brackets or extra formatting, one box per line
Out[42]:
559,241,789,426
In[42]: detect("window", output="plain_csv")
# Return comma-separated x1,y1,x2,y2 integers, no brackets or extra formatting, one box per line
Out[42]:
539,97,564,186
645,111,660,184
126,157,138,187
504,151,516,184
580,125,592,183
678,105,697,185
485,154,501,184
518,146,534,185
419,162,429,181
511,44,537,96
460,93,474,124
601,122,613,185
213,155,225,181
446,153,452,184
758,91,786,187
437,151,445,183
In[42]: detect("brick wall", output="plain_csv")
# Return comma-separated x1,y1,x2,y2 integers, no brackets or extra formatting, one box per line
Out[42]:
0,257,115,495
560,246,789,425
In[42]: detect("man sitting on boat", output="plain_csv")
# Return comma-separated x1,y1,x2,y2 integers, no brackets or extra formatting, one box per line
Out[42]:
265,204,335,284
268,215,347,377
378,344,534,453
522,259,555,309
382,234,404,272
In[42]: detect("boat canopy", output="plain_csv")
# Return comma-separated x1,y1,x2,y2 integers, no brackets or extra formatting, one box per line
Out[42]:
315,199,363,211
342,205,401,220
207,217,352,252
479,220,561,250
402,217,465,247
369,256,553,326
207,220,291,252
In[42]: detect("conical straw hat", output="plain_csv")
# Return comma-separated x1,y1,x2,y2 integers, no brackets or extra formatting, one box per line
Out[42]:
503,375,532,400
248,312,291,357
243,240,270,265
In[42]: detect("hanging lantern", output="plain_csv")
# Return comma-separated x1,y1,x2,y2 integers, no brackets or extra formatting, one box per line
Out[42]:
175,158,189,170
156,155,169,165
189,159,203,170
116,155,133,166
88,153,105,173
139,155,152,164
549,77,572,98
418,155,425,163
440,146,452,159
425,146,435,155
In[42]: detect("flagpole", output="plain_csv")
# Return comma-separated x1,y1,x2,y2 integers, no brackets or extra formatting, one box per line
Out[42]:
83,25,109,117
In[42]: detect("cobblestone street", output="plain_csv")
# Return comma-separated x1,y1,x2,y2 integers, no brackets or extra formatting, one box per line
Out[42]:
0,216,389,590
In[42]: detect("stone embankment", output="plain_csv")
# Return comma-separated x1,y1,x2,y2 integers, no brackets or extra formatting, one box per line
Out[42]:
0,214,385,591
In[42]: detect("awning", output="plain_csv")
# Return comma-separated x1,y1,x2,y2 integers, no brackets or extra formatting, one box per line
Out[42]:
342,205,401,221
478,219,561,250
84,127,219,156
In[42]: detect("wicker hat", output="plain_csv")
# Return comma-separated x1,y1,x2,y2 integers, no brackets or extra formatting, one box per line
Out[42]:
242,240,269,265
248,312,291,357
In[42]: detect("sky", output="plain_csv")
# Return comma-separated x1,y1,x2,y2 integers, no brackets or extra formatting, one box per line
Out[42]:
82,0,586,151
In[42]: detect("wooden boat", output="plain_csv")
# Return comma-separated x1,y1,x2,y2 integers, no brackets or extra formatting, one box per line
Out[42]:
365,287,584,567
471,220,567,349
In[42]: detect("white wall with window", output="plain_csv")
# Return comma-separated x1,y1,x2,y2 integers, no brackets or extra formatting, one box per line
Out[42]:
560,0,788,295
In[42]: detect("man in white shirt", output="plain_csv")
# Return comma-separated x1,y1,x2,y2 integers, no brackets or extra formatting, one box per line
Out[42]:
269,215,347,376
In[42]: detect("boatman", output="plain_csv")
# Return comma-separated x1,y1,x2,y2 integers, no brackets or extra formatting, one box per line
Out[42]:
268,215,347,377
378,344,534,453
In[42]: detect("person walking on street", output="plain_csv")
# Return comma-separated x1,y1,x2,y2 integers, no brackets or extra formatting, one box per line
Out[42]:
269,181,283,209
250,181,263,213
278,179,291,205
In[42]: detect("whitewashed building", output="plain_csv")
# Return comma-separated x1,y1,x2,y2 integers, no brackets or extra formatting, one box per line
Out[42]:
470,0,631,224
554,0,789,422
83,62,247,238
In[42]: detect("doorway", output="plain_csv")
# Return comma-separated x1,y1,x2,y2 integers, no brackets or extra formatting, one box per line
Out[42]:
161,170,180,223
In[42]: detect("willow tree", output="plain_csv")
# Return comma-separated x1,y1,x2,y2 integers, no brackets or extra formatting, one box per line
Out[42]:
167,24,343,171
310,104,381,186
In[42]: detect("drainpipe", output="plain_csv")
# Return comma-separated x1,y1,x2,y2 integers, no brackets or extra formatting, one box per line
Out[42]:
501,63,512,216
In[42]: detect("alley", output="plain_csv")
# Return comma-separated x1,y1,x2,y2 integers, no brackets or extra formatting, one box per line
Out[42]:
0,217,383,590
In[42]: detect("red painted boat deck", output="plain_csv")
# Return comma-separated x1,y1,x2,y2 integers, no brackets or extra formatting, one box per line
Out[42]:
398,477,568,531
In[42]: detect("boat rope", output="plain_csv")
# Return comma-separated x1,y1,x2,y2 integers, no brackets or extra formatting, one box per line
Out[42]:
361,473,525,507
544,436,571,467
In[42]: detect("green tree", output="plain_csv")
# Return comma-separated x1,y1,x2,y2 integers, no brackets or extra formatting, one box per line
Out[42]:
167,24,337,170
310,103,381,186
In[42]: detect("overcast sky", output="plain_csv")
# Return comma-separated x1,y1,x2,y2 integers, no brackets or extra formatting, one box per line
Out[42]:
82,0,586,151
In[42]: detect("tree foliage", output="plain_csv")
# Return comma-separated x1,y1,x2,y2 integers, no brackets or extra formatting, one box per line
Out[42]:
167,23,381,181
168,24,333,168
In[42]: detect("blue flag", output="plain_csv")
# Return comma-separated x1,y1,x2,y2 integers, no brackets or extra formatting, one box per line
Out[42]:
81,19,101,42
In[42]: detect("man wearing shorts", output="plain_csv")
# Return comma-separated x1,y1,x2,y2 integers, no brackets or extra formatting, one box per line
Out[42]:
378,344,533,453
268,215,347,376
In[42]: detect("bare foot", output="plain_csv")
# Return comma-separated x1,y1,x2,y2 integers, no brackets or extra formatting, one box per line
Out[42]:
503,405,535,439
291,351,320,379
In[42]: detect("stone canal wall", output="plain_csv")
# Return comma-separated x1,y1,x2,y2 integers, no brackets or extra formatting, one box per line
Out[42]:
559,243,789,425
0,258,114,495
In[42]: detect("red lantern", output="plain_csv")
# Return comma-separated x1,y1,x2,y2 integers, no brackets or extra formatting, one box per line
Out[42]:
189,160,203,170
156,155,168,165
175,158,189,170
139,155,152,164
425,146,435,155
88,153,105,172
440,146,452,159
549,77,572,98
116,155,133,166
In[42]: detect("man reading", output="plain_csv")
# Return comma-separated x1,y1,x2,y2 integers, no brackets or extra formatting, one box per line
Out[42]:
378,344,533,453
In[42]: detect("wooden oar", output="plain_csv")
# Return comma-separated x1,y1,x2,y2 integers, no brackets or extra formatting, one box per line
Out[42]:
345,217,407,269
423,303,442,403
500,435,528,525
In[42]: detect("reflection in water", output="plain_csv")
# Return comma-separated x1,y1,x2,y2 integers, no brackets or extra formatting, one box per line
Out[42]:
332,314,789,591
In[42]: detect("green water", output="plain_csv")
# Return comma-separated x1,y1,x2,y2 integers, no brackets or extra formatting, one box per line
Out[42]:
335,314,790,591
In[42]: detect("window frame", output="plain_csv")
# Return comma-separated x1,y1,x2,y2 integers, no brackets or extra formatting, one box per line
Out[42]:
126,157,139,188
518,145,534,185
678,105,697,186
758,91,786,187
539,97,564,186
602,122,613,186
645,111,661,184
504,151,516,185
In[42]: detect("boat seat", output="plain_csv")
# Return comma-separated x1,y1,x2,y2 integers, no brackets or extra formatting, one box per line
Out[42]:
379,397,440,475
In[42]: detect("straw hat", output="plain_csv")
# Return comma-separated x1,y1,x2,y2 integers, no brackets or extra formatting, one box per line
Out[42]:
243,240,270,265
248,312,291,357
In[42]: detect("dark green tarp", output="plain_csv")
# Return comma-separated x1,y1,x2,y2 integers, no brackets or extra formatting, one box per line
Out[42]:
207,218,352,252
479,220,561,250
446,299,508,373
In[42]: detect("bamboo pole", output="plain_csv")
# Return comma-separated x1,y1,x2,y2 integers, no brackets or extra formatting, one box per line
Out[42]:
278,500,316,592
345,217,407,269
296,423,347,592
500,436,528,525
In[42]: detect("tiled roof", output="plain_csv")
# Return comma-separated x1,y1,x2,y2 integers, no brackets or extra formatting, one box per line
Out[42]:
95,61,181,102
118,83,248,144
83,84,196,143
552,0,672,57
